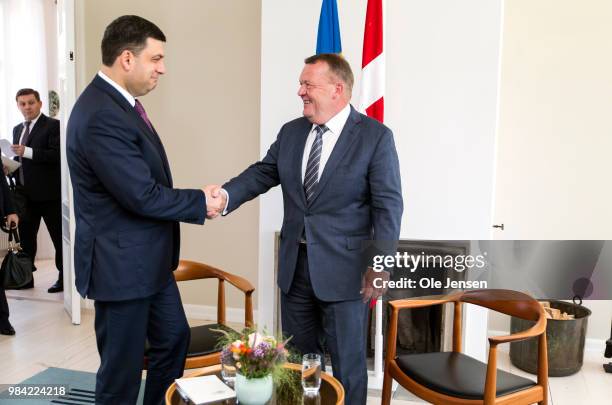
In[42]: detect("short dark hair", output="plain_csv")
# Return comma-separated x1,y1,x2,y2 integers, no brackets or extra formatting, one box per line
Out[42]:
101,15,166,67
15,88,40,102
304,53,354,94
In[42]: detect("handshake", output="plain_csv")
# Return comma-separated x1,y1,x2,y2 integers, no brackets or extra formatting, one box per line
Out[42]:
202,185,226,219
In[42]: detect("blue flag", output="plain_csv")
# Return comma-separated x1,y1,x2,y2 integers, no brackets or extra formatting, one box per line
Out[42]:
316,0,342,54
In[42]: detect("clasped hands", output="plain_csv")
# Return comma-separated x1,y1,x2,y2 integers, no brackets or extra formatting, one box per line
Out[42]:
202,185,225,219
202,184,389,302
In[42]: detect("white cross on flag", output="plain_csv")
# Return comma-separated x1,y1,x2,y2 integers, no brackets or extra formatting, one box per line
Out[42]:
359,0,384,123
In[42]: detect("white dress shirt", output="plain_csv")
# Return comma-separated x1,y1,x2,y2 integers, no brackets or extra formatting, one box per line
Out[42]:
97,70,136,107
221,104,351,214
18,112,42,160
301,103,351,182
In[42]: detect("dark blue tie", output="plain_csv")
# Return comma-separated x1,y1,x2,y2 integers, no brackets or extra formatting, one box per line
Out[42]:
304,125,328,204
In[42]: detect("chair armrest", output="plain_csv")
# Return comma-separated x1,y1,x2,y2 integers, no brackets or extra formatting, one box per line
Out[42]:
176,260,255,293
488,314,546,345
218,270,255,294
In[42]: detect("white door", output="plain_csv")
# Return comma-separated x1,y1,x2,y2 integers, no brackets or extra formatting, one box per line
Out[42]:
56,0,79,324
493,0,612,239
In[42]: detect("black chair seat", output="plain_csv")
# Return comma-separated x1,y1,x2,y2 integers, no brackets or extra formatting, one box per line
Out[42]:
187,323,234,357
145,323,235,358
395,352,536,400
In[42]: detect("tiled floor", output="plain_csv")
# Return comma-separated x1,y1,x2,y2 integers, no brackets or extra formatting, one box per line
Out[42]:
2,262,611,403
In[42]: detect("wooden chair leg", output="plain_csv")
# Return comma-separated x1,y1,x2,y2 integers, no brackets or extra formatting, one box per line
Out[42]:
381,370,393,405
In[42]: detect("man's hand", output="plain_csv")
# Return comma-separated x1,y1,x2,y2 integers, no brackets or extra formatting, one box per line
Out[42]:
5,214,18,229
203,184,226,219
360,267,390,303
11,144,25,157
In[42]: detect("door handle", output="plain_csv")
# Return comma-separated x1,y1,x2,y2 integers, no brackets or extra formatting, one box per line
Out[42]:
492,224,504,231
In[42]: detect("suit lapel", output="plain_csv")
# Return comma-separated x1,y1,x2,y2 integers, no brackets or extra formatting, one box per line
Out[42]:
126,106,173,186
92,75,172,186
25,114,47,146
150,125,173,186
13,125,20,145
307,106,362,206
14,114,47,146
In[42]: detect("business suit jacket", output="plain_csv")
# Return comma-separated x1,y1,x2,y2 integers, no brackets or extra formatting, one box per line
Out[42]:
224,106,403,301
67,75,205,301
12,114,61,201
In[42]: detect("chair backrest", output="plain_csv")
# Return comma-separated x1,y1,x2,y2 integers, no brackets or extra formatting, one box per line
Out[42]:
459,289,542,321
174,260,255,327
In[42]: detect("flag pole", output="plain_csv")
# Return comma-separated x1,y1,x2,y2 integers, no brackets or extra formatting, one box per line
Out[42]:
360,0,394,390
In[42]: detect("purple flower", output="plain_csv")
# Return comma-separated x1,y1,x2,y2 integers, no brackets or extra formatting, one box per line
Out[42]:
253,347,265,358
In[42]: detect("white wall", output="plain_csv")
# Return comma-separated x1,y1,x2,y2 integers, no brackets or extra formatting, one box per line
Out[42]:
387,0,503,240
259,1,503,361
489,0,612,343
43,0,59,98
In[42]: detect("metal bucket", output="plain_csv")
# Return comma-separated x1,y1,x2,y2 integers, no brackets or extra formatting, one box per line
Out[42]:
509,300,591,377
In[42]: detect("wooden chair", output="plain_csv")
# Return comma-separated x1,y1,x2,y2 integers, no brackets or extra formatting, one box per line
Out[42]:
145,259,255,370
381,289,548,405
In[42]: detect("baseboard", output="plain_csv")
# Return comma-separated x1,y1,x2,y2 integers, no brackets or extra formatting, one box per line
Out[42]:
585,338,606,353
183,304,258,325
489,330,605,353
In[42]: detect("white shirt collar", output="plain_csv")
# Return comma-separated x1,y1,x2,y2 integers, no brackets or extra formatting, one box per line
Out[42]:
315,103,351,135
97,70,136,107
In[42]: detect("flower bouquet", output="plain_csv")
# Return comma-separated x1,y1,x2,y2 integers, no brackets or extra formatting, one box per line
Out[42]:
217,328,298,404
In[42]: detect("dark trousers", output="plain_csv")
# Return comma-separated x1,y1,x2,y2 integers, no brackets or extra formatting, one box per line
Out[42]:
0,287,9,327
94,278,190,405
19,198,63,280
281,244,368,405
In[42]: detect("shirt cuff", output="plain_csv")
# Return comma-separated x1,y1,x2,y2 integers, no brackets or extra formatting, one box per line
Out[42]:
220,188,230,216
23,147,33,159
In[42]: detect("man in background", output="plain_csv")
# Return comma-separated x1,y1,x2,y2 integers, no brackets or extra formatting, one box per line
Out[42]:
12,88,63,293
67,15,224,405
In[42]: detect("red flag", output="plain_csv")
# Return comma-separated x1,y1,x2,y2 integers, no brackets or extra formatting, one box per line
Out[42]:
360,0,384,123
361,0,385,308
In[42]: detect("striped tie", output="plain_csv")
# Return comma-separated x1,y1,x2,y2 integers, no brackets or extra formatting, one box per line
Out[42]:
304,125,328,204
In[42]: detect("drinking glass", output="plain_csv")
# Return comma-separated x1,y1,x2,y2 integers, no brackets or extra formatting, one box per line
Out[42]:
301,353,322,395
221,349,237,386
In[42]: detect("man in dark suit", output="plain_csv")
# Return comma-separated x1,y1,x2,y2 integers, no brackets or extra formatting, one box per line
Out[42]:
0,155,19,336
207,54,403,405
12,88,63,293
67,15,224,405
